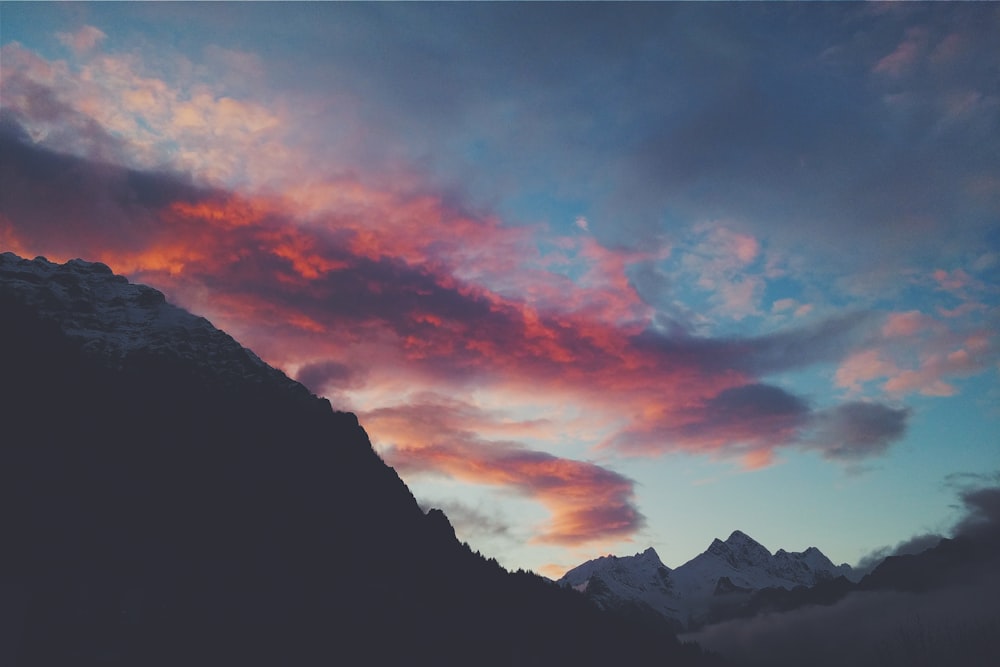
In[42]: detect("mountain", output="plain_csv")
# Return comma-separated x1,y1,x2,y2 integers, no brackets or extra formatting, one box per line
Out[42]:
684,515,1000,666
559,530,859,630
561,547,683,630
0,252,716,666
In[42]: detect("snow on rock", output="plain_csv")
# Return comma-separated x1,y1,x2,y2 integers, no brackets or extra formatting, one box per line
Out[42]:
559,530,860,629
559,547,683,625
0,253,303,394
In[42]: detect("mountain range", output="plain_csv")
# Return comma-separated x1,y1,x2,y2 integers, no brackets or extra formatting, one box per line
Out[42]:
4,251,998,666
559,529,859,630
0,252,714,666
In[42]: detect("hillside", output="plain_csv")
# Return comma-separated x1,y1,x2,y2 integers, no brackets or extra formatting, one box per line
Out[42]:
0,252,715,667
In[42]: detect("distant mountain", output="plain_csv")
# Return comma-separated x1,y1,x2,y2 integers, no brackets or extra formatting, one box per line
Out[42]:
560,530,859,630
684,513,1000,666
0,253,716,667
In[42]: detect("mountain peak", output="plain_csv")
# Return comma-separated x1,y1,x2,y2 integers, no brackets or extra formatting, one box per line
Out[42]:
639,546,662,561
725,530,759,546
0,252,306,395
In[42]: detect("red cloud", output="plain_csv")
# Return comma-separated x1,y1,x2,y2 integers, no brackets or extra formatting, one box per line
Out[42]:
1,113,920,547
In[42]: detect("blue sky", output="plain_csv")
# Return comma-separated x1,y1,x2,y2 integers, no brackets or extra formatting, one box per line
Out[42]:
1,2,998,577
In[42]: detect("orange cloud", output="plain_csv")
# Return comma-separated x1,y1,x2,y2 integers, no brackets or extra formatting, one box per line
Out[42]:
364,397,643,546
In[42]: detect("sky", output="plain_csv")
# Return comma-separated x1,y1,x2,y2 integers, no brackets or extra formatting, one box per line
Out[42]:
1,2,998,579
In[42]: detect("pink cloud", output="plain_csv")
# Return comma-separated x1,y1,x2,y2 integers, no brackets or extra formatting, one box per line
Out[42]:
794,304,814,318
881,310,934,338
4,136,898,473
772,298,797,313
929,32,965,64
933,267,972,293
56,26,107,55
873,28,927,77
938,302,986,319
835,349,900,394
363,397,644,546
679,224,766,321
880,333,996,398
836,306,997,399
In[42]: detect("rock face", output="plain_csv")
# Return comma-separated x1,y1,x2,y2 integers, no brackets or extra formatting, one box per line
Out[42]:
1,253,712,667
560,530,859,630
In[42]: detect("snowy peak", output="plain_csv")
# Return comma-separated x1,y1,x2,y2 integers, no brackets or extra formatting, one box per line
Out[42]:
707,530,772,568
559,547,679,626
559,530,860,630
0,253,304,394
677,530,854,592
561,547,670,587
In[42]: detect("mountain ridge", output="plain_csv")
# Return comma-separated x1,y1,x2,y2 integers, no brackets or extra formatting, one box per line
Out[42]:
1,252,714,666
559,529,859,630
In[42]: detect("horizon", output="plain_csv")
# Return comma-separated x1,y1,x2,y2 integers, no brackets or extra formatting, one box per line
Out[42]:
1,3,998,578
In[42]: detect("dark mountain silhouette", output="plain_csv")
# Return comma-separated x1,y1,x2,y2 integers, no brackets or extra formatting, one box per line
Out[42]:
0,253,717,666
685,488,1000,666
697,522,1000,628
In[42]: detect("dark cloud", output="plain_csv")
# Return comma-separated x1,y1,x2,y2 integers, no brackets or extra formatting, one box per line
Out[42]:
807,401,911,461
687,476,1000,665
295,360,366,396
953,485,1000,544
854,532,943,576
0,115,211,259
707,383,811,421
632,311,878,378
856,473,1000,574
0,75,127,163
610,380,909,466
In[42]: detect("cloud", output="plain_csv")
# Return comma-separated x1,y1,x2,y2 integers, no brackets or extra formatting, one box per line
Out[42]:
952,485,1000,544
609,381,911,468
873,27,927,77
294,359,368,406
1,39,287,186
3,7,997,572
854,532,943,576
881,310,935,338
1,118,922,477
834,304,999,400
56,25,107,56
686,579,1000,667
855,471,1000,574
806,401,911,462
416,499,513,543
363,396,644,546
687,475,1000,665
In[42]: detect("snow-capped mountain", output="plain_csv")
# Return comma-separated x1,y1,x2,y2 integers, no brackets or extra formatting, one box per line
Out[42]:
560,530,860,629
0,252,302,393
562,547,685,625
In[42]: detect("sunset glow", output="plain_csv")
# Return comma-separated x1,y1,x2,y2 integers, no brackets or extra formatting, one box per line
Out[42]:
2,3,997,576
